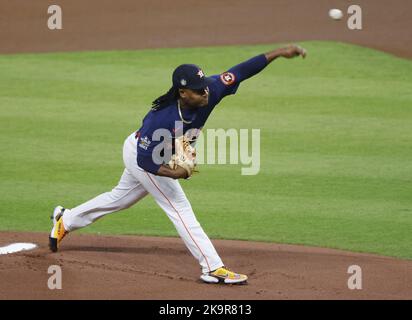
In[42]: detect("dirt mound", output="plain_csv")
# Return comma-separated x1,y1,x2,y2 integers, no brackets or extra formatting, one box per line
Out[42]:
1,0,411,58
0,232,410,299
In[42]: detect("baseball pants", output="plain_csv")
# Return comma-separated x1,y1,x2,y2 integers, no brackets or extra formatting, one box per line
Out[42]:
62,132,224,273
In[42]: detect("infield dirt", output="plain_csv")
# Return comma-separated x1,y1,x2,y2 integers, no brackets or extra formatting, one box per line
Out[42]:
1,232,411,299
1,0,412,58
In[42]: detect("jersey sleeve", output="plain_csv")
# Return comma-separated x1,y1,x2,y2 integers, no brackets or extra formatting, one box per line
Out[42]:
137,152,161,174
209,54,268,103
208,74,240,104
136,113,173,175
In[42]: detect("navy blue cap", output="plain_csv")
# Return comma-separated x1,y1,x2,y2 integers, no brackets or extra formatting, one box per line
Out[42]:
172,64,215,90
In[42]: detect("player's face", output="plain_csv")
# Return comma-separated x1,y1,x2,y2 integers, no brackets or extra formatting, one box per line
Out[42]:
180,87,209,108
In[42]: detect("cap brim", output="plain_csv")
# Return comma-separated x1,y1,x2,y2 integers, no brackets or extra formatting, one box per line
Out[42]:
187,77,216,90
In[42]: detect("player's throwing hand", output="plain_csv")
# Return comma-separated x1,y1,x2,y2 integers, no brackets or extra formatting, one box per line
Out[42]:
282,44,307,58
265,44,307,61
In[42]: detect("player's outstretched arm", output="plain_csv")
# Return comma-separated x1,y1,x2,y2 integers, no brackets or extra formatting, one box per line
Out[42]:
264,44,307,63
223,44,307,86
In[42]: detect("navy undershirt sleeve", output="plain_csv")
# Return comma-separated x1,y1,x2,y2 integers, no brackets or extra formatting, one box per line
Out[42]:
228,54,268,83
210,54,268,103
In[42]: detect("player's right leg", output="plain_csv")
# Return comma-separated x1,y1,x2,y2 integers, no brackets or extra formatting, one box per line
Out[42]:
49,134,149,252
49,168,148,252
49,205,67,252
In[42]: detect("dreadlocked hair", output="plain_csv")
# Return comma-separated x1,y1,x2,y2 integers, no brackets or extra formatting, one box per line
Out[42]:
151,86,179,111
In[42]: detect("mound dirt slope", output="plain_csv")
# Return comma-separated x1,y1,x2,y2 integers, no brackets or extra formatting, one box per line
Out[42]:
1,0,411,58
0,232,411,299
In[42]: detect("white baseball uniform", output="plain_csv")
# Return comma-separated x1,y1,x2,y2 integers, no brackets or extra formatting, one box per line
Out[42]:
62,132,224,273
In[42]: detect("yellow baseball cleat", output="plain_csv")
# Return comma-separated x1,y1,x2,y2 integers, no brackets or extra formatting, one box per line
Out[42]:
200,266,248,284
49,206,68,252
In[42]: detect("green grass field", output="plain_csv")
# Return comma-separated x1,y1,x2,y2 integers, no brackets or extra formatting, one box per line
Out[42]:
1,42,411,259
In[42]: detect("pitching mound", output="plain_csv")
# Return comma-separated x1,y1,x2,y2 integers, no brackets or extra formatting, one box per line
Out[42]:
0,232,410,300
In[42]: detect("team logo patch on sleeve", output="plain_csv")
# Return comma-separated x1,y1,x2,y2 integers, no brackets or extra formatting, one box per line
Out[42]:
138,136,152,150
220,72,236,86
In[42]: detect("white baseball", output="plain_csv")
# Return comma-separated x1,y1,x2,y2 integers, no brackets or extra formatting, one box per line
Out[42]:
329,8,343,20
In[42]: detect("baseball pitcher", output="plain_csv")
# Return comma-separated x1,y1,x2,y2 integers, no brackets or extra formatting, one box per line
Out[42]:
49,44,307,284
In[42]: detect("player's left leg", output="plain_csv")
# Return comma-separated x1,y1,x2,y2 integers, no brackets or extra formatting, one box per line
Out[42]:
136,169,224,273
126,166,247,284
